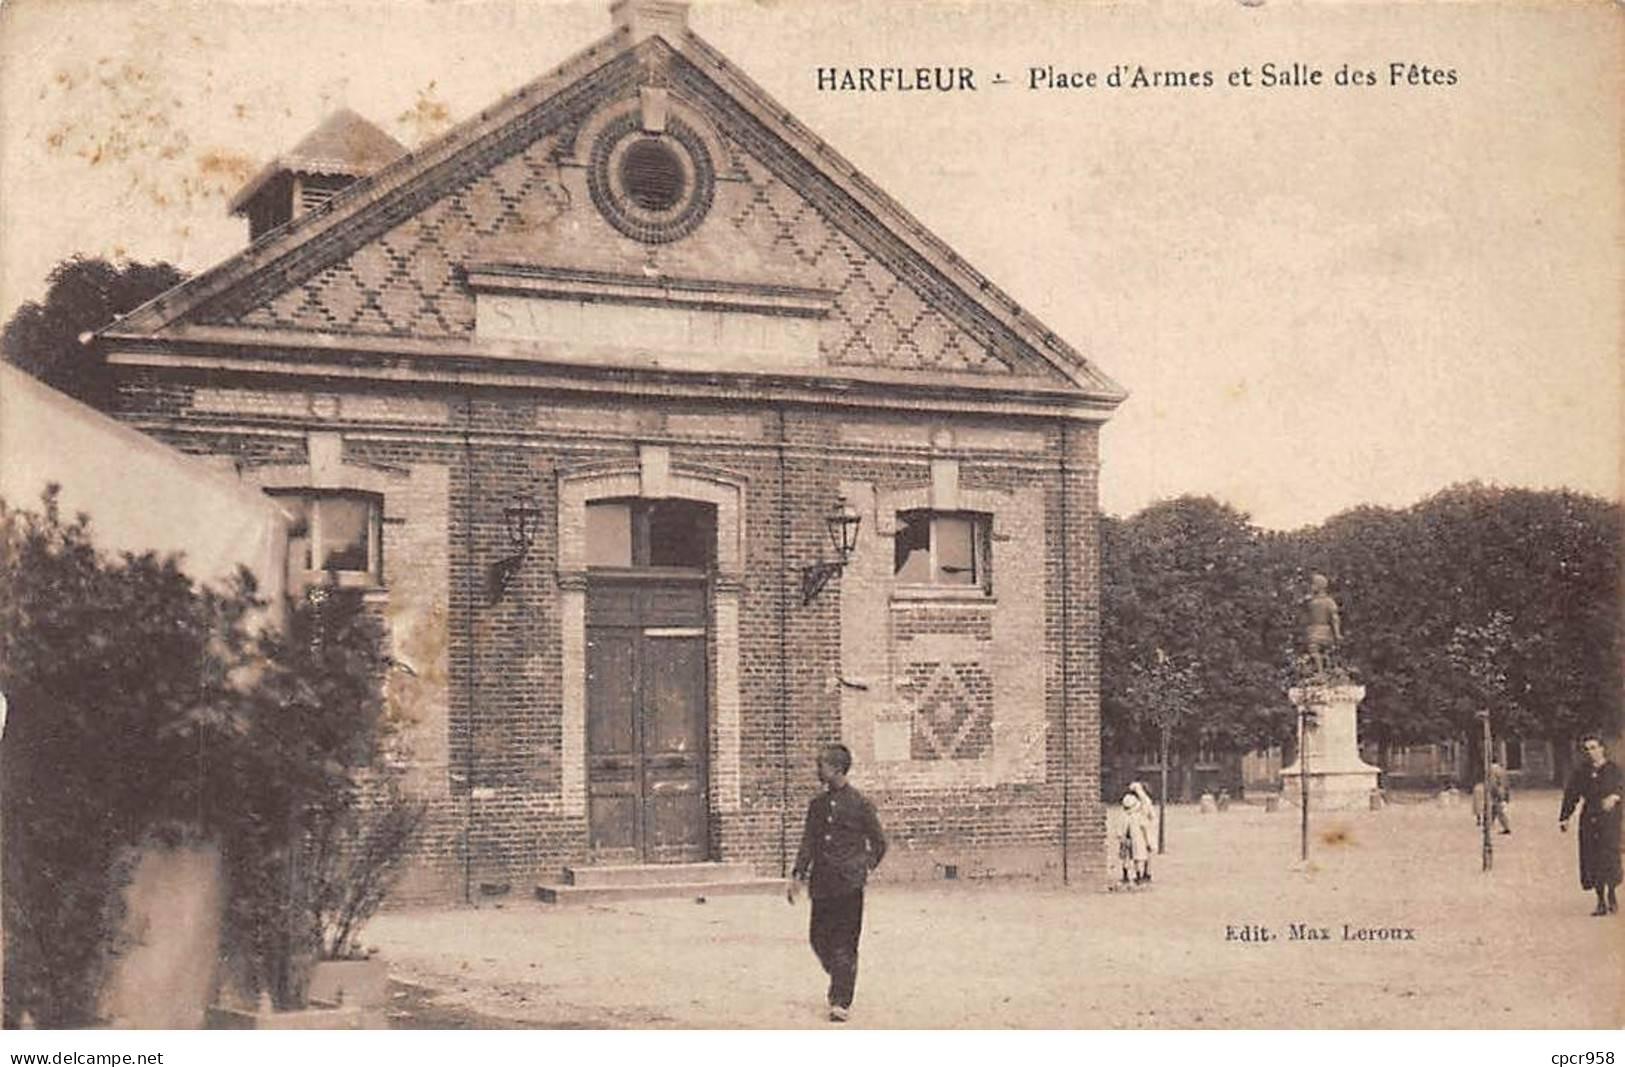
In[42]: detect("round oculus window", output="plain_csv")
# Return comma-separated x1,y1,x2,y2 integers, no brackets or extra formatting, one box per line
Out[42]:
588,113,714,244
620,139,685,212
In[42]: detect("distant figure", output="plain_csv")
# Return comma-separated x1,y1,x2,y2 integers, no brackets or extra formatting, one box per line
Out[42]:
787,743,888,1022
1118,786,1155,887
1487,761,1511,834
1302,573,1343,674
1131,780,1160,871
1558,735,1622,916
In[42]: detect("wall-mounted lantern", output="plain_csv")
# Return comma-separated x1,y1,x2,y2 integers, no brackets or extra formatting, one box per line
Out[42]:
486,500,545,605
504,502,544,550
800,498,861,606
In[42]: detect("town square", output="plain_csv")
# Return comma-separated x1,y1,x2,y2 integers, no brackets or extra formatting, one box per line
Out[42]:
0,0,1617,1048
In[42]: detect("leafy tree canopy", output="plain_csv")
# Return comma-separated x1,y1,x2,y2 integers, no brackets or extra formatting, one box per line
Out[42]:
2,256,184,409
1297,484,1621,747
1103,486,1620,766
1102,497,1296,755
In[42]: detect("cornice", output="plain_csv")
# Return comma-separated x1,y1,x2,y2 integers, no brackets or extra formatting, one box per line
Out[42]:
103,328,1119,422
465,262,835,318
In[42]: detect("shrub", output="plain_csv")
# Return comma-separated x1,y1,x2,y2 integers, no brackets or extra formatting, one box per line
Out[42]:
0,490,248,1025
0,491,412,1021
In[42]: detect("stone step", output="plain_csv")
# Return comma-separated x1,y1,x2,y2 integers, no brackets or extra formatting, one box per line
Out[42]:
535,877,786,906
561,861,760,888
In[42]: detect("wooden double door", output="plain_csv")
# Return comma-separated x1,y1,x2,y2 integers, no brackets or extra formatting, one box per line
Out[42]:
585,576,710,864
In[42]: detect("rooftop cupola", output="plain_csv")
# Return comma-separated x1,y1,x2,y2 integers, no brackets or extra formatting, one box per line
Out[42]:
228,108,407,242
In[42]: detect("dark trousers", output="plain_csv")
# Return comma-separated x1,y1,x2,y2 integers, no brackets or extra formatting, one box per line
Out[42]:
809,889,865,1009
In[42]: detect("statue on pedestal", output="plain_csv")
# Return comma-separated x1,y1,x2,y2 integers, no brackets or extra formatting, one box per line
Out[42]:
1283,573,1377,811
1302,573,1343,677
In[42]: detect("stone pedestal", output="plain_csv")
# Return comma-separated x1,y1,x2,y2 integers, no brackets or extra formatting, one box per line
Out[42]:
1280,683,1381,812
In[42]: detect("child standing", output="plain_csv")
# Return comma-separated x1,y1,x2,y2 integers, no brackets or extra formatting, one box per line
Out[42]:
1118,791,1152,887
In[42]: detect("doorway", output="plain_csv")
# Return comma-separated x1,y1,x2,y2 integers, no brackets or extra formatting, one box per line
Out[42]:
582,498,714,864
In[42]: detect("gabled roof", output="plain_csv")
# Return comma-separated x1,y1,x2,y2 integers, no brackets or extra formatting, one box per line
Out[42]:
226,108,408,215
104,12,1125,410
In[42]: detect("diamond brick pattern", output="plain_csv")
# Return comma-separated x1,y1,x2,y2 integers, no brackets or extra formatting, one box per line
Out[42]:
236,132,573,339
230,97,1010,375
903,660,994,761
726,152,1009,374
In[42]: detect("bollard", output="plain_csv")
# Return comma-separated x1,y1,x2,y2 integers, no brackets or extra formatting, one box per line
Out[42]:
1199,791,1217,813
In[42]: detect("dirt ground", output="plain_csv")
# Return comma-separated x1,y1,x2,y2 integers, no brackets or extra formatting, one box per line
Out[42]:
367,789,1622,1029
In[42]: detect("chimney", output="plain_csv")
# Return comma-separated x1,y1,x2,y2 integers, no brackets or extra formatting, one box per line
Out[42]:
610,0,689,43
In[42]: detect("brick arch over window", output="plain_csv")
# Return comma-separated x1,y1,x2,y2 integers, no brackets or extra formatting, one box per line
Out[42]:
555,452,748,821
240,431,411,590
555,454,746,578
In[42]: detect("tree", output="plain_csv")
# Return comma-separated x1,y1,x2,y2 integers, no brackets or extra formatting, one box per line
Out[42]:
1101,497,1296,765
1445,610,1518,747
1102,485,1620,793
1430,488,1621,752
1289,485,1620,777
212,589,420,1008
2,256,184,409
1121,647,1202,849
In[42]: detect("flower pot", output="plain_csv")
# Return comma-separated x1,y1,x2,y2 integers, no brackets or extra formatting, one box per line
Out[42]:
205,1003,366,1030
307,958,390,1028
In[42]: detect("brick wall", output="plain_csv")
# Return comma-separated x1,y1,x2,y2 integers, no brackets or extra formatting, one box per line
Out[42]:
113,372,1106,896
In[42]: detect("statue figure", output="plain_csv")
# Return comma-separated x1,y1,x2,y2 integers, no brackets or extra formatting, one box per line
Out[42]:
1302,573,1343,675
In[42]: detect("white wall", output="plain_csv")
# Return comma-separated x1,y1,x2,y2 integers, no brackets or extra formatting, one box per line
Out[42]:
0,363,288,601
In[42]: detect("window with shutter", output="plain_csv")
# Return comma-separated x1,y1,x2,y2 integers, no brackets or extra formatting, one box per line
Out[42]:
267,489,383,589
893,510,992,594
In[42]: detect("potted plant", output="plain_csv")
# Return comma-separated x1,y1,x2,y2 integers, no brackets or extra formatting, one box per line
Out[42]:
208,589,423,1029
301,781,426,1027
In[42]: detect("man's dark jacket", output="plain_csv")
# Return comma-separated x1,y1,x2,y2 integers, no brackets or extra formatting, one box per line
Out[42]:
793,782,887,899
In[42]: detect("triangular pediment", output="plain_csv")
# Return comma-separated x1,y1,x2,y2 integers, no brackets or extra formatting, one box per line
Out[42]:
105,27,1122,404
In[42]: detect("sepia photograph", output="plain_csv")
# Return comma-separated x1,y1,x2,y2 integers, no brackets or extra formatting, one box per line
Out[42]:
0,0,1618,1048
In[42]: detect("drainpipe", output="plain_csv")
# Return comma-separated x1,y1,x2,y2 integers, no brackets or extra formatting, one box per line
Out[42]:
776,405,791,876
461,395,476,905
1059,423,1071,885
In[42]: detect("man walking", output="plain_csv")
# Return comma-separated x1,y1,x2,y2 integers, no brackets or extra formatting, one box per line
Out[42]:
788,743,887,1023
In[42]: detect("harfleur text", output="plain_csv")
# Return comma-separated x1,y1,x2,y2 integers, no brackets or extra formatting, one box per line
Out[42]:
816,62,1458,93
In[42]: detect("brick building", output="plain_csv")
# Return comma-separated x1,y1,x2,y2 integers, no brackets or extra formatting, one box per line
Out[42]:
97,0,1125,898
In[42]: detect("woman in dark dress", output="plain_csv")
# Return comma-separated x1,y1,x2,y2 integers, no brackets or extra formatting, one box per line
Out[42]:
1558,735,1623,916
